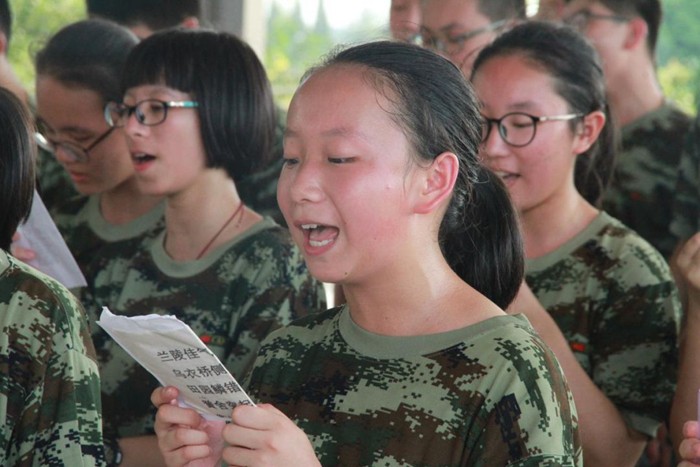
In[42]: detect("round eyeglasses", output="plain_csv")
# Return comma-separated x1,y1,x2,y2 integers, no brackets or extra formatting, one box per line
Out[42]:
104,99,199,128
414,20,507,57
34,126,116,163
481,112,584,147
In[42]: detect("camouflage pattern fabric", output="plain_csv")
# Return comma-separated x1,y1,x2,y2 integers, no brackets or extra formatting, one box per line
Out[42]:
0,250,104,466
246,308,582,466
81,218,326,438
526,212,680,438
601,102,692,259
52,194,165,290
671,112,700,241
35,146,80,217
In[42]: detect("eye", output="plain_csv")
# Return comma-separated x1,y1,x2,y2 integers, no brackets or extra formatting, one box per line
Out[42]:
282,157,299,167
328,157,354,164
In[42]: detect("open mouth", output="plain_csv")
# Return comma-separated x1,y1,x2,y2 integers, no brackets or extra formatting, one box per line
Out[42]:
301,224,339,248
493,170,519,182
132,153,156,164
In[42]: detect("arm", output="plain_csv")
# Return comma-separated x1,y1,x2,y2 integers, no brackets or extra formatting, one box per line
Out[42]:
670,233,700,452
509,282,646,466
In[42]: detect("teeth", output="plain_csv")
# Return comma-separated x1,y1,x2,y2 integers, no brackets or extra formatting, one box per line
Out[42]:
310,239,333,247
301,224,319,230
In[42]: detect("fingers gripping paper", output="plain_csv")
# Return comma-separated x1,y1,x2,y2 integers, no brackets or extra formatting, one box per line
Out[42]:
96,307,255,421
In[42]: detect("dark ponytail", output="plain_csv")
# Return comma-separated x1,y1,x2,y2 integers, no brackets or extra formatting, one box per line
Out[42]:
313,41,524,309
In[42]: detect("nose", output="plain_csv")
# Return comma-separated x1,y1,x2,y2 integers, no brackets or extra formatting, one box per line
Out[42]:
123,109,147,138
481,121,510,160
281,158,325,206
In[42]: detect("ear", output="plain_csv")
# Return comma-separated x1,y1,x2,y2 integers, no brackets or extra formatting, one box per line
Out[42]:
0,32,7,56
623,17,648,51
572,110,606,155
181,16,200,30
413,152,459,214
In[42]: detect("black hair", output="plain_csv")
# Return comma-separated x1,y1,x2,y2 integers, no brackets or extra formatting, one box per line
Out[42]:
477,0,527,21
597,0,661,57
0,0,10,47
309,41,524,309
472,21,616,207
86,0,200,31
35,19,138,103
0,87,35,250
121,29,277,180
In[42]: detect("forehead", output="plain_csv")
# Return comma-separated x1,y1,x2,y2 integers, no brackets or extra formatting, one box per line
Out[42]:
422,0,490,31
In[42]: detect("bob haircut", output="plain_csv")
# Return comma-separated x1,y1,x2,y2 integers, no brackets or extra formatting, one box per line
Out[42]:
306,41,524,309
35,19,138,104
0,87,35,250
121,29,277,180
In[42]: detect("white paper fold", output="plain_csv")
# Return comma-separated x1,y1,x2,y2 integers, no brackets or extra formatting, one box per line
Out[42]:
14,191,86,289
96,307,255,421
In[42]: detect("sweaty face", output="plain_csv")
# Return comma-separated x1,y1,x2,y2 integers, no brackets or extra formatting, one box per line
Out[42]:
278,65,421,285
421,0,501,76
472,54,584,215
35,76,134,196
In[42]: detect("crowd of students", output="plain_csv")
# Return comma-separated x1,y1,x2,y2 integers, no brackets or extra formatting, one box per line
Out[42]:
0,0,698,465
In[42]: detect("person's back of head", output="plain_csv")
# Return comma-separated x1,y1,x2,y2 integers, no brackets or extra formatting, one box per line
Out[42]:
35,19,138,103
121,29,276,181
86,0,200,37
472,20,616,206
312,41,524,309
0,87,34,250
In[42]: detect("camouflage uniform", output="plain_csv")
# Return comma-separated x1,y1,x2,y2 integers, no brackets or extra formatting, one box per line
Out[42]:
52,195,165,288
246,307,582,466
671,112,700,241
601,102,692,259
82,218,326,438
526,212,680,438
0,250,104,466
36,147,80,217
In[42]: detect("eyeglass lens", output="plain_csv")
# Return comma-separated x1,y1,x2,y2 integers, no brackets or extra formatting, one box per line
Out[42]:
482,113,537,147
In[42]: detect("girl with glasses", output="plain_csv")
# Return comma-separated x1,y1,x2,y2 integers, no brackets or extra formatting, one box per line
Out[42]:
84,29,325,465
150,40,581,466
33,20,165,300
471,21,680,465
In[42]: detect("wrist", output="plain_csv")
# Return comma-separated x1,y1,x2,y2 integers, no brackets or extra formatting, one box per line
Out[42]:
104,435,123,467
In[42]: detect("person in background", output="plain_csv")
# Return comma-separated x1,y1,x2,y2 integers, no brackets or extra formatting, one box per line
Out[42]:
389,0,420,41
86,29,325,466
0,0,27,104
564,0,693,260
86,0,199,38
535,0,570,20
472,21,680,466
34,20,164,293
418,0,525,76
150,39,582,466
0,86,104,466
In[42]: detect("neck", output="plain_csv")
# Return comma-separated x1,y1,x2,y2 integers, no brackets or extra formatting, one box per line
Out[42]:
100,178,162,225
163,170,259,261
607,60,664,127
341,238,502,336
520,189,598,259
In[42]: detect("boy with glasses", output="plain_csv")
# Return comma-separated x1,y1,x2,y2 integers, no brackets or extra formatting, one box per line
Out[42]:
564,0,693,260
418,0,525,76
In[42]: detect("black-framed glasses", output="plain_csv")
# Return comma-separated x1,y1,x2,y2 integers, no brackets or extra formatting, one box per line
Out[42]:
414,20,507,56
564,10,630,31
34,126,116,163
104,99,199,128
481,112,584,147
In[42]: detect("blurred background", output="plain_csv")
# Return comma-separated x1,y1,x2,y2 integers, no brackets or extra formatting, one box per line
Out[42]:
8,0,699,113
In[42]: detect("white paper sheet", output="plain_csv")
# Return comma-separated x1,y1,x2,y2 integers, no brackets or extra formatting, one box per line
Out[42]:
13,191,86,289
96,307,255,421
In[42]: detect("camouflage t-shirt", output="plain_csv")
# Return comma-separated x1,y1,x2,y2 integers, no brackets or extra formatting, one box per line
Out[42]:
36,147,80,217
0,250,104,466
246,307,582,466
526,212,680,438
671,112,700,241
53,194,165,288
83,218,326,438
601,102,692,259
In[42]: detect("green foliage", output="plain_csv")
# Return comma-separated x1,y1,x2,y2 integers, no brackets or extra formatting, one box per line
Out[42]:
659,59,699,114
7,0,85,93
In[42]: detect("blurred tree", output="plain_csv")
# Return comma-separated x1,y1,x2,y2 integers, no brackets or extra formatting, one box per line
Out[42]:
7,0,85,96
